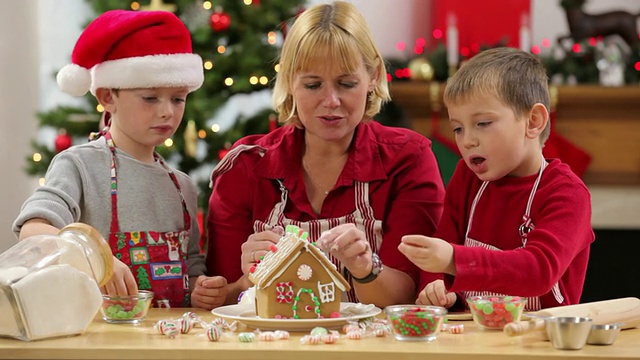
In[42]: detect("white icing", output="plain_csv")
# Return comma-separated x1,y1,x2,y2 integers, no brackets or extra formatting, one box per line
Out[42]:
12,264,102,340
238,286,256,305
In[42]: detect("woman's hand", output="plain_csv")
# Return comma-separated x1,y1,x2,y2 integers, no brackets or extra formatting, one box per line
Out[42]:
101,256,138,296
240,226,284,275
416,279,457,308
191,275,228,310
317,223,372,278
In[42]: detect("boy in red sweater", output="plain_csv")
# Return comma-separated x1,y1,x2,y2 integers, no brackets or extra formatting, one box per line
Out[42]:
399,47,594,311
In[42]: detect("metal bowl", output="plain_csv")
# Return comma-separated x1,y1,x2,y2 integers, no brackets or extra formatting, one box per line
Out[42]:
587,323,622,345
545,317,593,350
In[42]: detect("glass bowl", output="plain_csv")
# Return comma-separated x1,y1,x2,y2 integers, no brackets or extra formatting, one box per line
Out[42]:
100,290,154,324
467,295,527,330
384,305,447,341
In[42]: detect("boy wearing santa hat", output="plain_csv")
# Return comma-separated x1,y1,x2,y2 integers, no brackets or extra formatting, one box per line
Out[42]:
13,10,227,310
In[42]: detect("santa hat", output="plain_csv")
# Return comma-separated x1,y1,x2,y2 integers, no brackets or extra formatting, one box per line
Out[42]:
57,10,204,96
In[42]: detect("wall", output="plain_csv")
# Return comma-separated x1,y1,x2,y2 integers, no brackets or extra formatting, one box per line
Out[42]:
1,0,639,253
0,1,39,253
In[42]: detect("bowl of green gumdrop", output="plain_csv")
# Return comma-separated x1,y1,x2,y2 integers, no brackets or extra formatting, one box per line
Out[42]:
100,290,154,324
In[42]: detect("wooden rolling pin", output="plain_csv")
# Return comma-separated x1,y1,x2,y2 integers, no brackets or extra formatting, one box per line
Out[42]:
504,297,640,337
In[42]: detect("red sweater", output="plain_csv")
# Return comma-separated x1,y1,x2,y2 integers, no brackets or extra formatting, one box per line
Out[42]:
421,159,594,308
208,121,445,287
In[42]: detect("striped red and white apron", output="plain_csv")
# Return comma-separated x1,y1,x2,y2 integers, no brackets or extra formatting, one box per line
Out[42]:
211,144,383,303
461,157,564,311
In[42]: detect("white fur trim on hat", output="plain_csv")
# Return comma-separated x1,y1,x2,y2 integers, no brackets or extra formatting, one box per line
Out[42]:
57,63,92,96
89,53,204,95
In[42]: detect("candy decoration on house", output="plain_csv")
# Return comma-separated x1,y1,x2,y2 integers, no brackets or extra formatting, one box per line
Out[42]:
248,225,350,319
542,86,592,178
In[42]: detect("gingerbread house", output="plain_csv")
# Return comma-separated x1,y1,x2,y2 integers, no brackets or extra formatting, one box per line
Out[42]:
248,225,351,319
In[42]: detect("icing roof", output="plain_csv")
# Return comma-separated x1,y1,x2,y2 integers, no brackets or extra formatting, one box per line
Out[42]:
248,229,350,292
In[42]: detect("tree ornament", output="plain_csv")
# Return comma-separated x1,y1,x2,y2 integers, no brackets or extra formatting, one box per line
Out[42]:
210,12,231,32
218,142,232,161
55,130,72,153
183,120,198,158
141,0,176,13
408,57,434,81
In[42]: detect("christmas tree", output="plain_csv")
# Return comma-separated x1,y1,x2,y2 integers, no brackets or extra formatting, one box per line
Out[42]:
26,0,305,208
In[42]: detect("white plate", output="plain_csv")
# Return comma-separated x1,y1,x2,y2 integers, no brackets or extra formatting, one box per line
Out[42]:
212,302,381,331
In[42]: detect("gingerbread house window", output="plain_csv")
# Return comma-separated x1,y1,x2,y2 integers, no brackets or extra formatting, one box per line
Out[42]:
318,281,336,303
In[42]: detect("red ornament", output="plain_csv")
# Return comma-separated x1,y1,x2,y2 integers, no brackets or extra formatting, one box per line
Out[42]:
210,12,231,32
252,0,260,5
218,148,230,161
55,131,72,153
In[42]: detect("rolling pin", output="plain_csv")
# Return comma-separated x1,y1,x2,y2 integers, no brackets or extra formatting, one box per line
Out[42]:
504,297,640,337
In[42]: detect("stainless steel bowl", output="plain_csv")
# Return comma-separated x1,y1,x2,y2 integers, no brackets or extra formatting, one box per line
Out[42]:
587,323,622,345
545,317,593,350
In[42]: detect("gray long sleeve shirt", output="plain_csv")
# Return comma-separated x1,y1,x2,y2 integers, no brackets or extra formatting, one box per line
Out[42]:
13,137,206,278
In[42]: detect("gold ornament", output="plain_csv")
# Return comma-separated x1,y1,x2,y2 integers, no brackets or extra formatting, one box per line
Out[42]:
141,0,177,12
184,120,198,158
408,57,434,81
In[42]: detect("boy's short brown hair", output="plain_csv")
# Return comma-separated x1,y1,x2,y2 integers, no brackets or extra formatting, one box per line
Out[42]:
443,47,551,144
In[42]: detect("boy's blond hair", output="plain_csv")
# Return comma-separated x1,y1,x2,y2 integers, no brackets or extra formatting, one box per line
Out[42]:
272,1,390,125
443,47,551,144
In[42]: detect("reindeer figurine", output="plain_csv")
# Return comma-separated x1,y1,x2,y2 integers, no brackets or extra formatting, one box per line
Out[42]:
558,0,640,50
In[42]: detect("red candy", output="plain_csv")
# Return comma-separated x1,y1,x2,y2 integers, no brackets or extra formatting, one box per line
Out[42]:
385,306,445,339
467,296,526,330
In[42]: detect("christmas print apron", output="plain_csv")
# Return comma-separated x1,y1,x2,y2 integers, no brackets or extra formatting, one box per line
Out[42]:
461,157,564,311
105,132,191,308
211,145,384,303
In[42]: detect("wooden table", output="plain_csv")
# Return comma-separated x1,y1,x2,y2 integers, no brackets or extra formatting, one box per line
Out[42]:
1,308,639,360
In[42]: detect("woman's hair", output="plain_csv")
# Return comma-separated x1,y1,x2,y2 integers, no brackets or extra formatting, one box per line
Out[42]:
443,47,551,143
272,1,390,125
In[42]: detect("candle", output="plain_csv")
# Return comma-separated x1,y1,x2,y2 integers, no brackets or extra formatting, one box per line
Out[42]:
446,13,458,69
519,13,531,52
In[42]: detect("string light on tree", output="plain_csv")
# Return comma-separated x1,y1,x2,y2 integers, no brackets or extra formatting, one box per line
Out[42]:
141,0,176,12
183,120,198,158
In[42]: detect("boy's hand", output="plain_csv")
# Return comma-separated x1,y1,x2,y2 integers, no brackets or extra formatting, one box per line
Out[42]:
101,256,138,296
191,275,228,310
416,279,457,308
398,235,456,275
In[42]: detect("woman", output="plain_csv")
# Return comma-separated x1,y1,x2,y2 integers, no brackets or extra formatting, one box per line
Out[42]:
206,1,445,307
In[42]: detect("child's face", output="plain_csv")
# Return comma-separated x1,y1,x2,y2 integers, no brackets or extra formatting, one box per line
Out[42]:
108,87,189,150
447,93,539,181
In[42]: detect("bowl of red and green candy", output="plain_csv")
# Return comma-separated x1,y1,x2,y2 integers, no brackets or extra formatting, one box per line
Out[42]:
101,290,154,324
384,305,447,341
467,295,527,330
